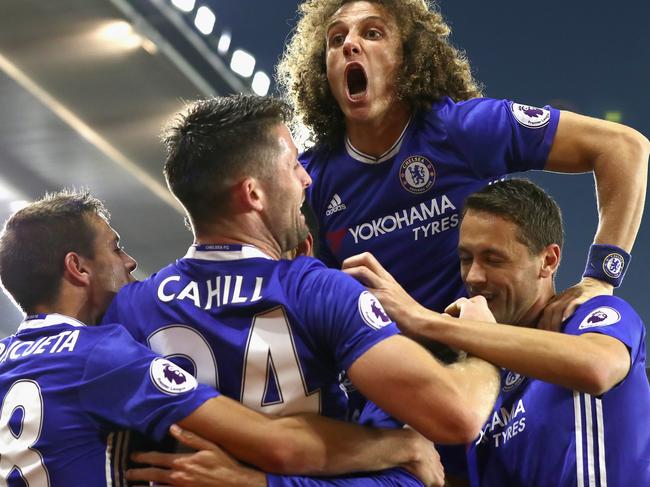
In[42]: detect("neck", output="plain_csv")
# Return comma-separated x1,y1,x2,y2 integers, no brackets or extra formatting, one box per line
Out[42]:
195,218,281,260
33,295,93,326
519,284,556,328
346,102,411,157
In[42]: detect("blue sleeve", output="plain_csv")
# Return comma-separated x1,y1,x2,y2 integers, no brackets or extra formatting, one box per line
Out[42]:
78,326,218,442
357,400,404,429
440,97,560,177
289,259,400,372
563,296,645,364
267,468,423,486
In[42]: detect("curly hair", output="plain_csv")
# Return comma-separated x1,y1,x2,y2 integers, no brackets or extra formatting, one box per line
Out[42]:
277,0,482,147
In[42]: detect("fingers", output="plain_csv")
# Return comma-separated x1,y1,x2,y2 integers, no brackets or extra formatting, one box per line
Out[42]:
169,424,218,452
126,466,173,483
443,297,469,317
342,265,385,289
130,451,180,468
342,252,392,279
539,302,565,331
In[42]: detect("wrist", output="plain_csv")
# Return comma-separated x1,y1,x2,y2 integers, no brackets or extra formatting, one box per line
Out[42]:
582,244,631,288
581,276,614,292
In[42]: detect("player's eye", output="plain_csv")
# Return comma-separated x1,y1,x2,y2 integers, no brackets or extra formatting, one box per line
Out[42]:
365,29,382,40
328,32,345,47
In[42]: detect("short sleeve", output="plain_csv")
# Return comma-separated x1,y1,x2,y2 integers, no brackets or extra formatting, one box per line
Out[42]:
79,326,218,441
441,97,560,177
288,259,400,372
564,296,645,363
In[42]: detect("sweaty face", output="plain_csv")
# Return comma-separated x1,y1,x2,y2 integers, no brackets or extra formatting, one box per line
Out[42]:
262,124,312,254
88,216,137,319
325,1,403,124
458,211,544,325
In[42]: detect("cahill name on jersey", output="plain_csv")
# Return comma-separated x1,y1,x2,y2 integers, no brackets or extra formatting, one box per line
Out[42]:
102,244,399,420
302,97,560,311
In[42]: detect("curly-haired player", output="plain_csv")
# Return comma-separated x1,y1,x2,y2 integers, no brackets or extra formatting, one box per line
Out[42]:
278,0,648,332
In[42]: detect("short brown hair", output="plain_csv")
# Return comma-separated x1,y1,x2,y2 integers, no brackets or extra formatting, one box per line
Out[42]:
0,189,109,313
463,179,564,254
163,95,292,227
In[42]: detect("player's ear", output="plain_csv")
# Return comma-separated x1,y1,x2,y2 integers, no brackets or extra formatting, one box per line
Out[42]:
539,243,561,278
63,252,92,287
238,177,264,212
294,233,314,258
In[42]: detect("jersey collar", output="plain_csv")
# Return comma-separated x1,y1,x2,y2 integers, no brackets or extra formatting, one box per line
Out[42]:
344,116,411,164
184,244,273,261
17,313,86,333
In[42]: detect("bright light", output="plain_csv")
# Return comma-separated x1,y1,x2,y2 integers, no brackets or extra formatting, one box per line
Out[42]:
217,31,231,55
9,200,29,213
97,20,143,50
194,6,216,35
230,49,255,78
252,71,271,96
142,38,158,55
171,0,195,12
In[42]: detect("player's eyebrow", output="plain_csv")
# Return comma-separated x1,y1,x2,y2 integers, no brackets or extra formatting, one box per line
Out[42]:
326,15,386,35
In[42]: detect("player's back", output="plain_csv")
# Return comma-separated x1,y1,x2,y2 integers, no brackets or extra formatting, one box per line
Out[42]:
0,313,215,486
104,244,398,419
0,314,130,486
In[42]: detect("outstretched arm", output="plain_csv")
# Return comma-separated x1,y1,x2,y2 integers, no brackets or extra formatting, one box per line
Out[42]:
539,111,649,329
343,252,630,397
176,395,434,476
127,424,444,487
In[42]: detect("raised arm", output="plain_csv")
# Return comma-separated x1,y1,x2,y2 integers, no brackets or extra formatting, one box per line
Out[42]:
539,111,649,328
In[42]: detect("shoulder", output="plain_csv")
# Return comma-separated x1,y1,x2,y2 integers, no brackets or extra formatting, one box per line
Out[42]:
282,256,360,288
299,140,346,172
112,263,179,303
566,295,643,336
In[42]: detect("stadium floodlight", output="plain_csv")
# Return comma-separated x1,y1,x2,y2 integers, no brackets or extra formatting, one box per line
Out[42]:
217,31,232,55
171,0,196,12
97,20,143,50
194,6,216,35
230,49,256,78
252,71,271,96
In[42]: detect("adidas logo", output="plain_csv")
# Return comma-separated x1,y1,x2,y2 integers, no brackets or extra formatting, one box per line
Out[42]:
326,193,347,216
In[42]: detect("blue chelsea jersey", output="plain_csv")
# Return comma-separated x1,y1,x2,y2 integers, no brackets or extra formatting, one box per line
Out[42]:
0,314,218,486
468,296,650,487
303,97,560,311
103,244,400,420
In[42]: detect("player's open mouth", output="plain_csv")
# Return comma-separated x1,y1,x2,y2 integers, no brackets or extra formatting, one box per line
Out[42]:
345,63,367,100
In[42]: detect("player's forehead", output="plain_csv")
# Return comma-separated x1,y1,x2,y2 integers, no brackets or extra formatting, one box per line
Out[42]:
327,1,395,32
459,211,520,250
275,123,298,156
88,213,119,245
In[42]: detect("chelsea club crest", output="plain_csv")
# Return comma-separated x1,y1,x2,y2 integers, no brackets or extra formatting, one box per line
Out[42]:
399,156,436,194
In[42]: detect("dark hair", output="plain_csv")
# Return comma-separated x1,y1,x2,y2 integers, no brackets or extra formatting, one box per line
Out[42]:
163,95,292,227
277,0,482,146
0,189,109,313
463,179,564,254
